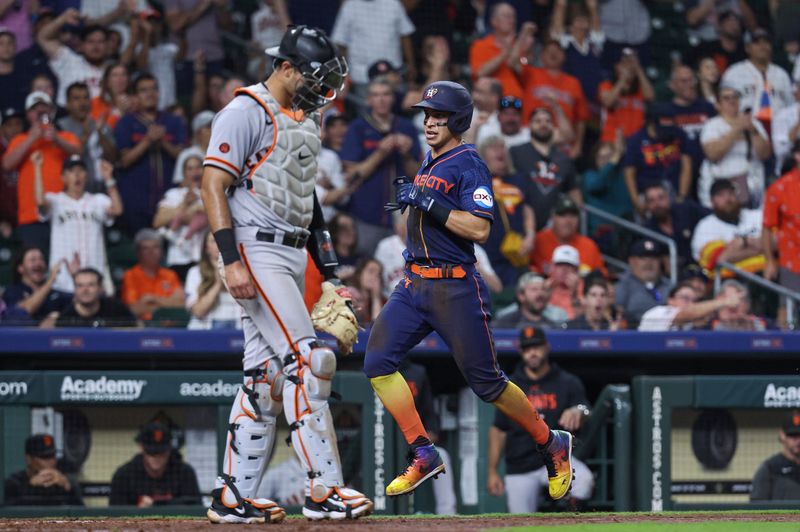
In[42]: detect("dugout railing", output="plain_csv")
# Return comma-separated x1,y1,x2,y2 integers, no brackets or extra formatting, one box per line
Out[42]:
573,384,633,511
580,203,679,286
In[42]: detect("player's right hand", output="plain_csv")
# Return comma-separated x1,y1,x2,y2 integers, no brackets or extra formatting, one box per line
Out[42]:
487,470,505,496
385,176,412,213
224,261,257,299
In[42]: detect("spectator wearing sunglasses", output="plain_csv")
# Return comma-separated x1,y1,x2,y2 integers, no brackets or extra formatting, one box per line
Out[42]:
476,96,531,149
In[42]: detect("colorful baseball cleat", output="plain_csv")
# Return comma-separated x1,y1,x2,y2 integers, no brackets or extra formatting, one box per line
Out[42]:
386,443,445,496
206,487,286,524
541,429,574,500
303,486,373,520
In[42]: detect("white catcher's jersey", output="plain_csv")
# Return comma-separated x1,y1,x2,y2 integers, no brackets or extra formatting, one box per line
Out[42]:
204,83,322,232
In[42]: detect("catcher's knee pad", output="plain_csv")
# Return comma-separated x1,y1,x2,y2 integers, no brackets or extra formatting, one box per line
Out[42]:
220,365,283,499
303,344,336,405
283,340,344,490
244,357,285,418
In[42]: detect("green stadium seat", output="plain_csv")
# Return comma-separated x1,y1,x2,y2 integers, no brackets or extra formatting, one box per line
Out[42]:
105,228,137,289
0,238,21,290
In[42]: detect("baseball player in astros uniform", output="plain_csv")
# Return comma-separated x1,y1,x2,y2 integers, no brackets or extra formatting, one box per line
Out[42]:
201,26,372,523
364,81,574,500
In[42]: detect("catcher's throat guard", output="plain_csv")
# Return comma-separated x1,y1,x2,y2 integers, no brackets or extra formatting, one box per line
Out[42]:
313,229,338,268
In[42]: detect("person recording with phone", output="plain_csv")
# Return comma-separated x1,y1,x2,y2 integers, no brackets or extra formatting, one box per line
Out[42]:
699,85,770,209
1,91,81,250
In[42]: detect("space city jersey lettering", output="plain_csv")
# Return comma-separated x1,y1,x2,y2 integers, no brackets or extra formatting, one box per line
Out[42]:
404,144,494,266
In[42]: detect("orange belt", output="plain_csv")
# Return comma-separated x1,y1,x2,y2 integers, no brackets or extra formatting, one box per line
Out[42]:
409,263,467,279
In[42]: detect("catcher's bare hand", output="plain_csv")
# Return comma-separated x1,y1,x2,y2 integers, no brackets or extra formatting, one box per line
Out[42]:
224,261,256,299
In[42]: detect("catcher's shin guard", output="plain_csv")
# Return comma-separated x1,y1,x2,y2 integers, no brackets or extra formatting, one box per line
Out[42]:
217,359,284,499
284,340,343,487
283,339,372,519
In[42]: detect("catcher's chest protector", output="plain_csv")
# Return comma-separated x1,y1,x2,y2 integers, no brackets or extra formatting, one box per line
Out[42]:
240,84,321,228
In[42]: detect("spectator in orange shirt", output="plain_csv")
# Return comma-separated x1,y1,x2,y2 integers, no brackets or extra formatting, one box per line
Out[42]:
1,91,82,250
91,62,133,131
469,2,524,99
598,48,655,142
530,196,607,277
763,139,800,325
509,37,589,157
121,229,186,321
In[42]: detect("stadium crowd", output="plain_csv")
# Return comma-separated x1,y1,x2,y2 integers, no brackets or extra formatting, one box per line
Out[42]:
0,0,798,332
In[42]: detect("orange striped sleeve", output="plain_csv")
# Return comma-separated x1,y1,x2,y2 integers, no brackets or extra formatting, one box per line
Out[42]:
204,156,242,176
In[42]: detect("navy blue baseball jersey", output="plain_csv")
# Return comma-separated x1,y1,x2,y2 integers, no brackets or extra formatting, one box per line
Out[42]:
404,144,495,266
365,144,508,405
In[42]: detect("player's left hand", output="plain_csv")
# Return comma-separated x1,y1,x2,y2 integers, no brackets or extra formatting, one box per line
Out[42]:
405,184,436,212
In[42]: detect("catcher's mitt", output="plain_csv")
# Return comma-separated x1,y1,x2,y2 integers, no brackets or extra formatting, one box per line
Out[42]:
311,281,359,355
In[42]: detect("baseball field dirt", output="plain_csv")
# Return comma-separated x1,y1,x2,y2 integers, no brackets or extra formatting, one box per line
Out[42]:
2,511,800,531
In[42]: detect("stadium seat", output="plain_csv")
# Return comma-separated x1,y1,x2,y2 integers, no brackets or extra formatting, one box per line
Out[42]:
105,228,137,289
0,238,21,290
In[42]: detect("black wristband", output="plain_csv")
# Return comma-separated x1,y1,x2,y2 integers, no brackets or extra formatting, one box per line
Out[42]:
213,228,241,265
427,200,452,225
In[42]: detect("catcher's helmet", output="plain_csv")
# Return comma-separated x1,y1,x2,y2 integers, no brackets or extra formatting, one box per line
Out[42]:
412,81,473,135
266,26,348,113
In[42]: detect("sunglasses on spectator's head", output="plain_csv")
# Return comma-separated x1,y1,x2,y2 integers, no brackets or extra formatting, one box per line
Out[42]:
500,96,522,110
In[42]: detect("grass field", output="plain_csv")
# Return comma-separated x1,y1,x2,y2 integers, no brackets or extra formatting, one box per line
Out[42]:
496,522,800,532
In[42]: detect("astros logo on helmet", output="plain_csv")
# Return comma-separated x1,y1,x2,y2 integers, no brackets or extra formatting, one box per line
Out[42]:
413,81,474,135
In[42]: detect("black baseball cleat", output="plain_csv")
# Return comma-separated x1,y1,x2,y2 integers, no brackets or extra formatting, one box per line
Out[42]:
207,487,286,524
302,486,373,520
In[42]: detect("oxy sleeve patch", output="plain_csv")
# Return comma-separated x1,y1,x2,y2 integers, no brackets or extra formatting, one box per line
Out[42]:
472,186,494,209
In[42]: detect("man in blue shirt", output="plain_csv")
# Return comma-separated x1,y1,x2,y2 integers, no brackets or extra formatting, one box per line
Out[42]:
623,107,692,214
644,182,710,270
114,73,186,235
340,78,421,255
1,246,71,324
364,81,574,503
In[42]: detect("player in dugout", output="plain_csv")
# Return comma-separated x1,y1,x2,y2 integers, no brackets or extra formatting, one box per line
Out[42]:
488,326,594,512
364,81,574,501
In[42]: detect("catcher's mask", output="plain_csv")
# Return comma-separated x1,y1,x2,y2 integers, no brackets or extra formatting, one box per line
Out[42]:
267,25,348,113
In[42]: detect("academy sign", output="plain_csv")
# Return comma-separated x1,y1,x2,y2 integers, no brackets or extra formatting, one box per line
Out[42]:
60,376,147,401
180,380,239,397
764,383,800,407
